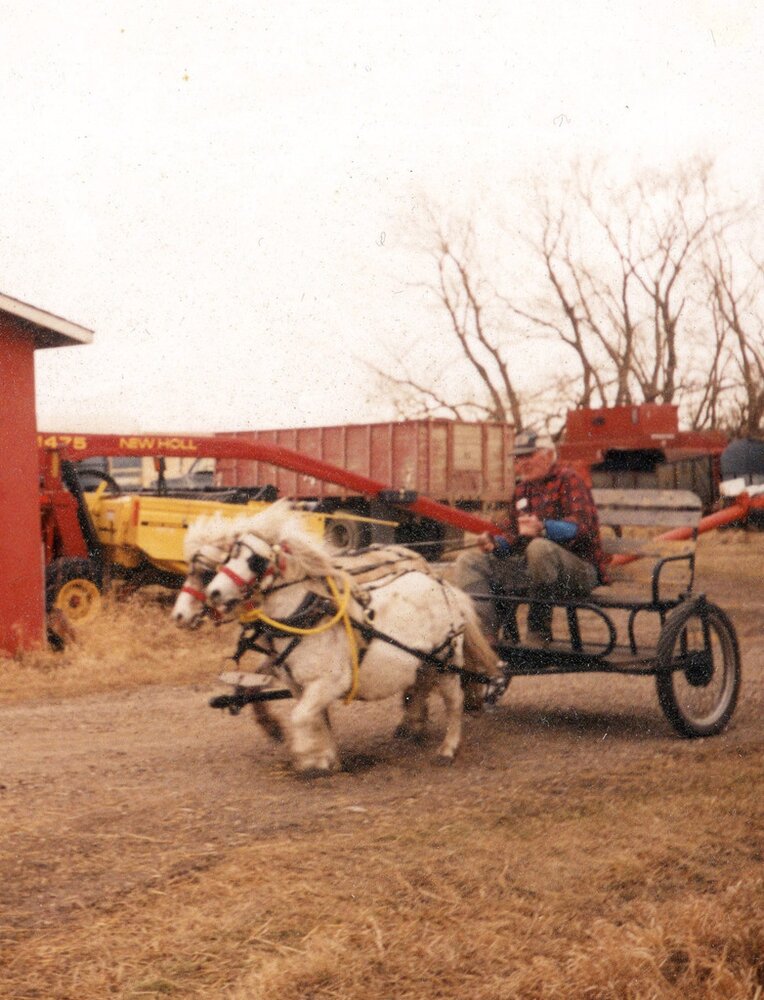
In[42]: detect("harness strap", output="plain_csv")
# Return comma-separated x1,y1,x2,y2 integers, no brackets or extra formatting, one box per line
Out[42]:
231,572,494,701
230,624,273,664
352,620,495,685
269,636,301,669
239,588,343,633
219,565,252,590
231,592,335,663
327,575,361,703
237,575,362,704
181,584,207,604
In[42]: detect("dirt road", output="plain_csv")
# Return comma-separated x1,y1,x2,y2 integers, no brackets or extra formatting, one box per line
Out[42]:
2,632,761,942
0,532,761,998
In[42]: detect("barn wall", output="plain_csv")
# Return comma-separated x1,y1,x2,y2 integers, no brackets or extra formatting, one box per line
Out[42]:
0,323,45,651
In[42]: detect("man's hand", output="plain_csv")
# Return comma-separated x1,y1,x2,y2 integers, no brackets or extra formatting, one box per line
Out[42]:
518,513,544,538
477,531,496,553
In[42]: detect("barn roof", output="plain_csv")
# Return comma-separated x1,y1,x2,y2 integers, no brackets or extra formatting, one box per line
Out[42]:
0,291,93,349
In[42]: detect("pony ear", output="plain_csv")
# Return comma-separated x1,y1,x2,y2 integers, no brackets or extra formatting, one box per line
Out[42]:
184,513,221,560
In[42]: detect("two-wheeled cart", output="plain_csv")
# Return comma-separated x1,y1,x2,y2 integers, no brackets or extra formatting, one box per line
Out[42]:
488,489,741,737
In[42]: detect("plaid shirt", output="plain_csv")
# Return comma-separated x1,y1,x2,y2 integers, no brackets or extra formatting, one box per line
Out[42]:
495,463,609,583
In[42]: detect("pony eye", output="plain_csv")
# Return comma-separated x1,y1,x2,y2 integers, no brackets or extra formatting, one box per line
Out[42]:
247,553,270,578
200,570,215,586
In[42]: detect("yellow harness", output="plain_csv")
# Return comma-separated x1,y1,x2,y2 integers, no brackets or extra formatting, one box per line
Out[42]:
238,574,361,704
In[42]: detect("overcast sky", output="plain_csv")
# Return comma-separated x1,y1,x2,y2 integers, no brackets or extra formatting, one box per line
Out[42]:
2,1,762,433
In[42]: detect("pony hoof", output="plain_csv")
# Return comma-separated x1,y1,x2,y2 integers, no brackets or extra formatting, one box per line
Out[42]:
434,754,456,767
296,766,335,780
462,687,486,714
463,702,484,716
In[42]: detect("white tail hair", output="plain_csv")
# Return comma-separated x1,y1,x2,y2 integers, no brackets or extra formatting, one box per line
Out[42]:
450,587,499,679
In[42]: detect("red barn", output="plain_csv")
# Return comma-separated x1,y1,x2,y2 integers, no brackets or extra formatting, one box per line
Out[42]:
0,294,92,653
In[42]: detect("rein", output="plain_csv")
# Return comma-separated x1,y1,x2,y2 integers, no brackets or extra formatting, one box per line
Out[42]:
351,618,494,684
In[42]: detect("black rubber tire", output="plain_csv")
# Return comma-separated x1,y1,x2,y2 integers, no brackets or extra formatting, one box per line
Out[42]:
45,557,103,620
655,599,741,738
324,513,370,552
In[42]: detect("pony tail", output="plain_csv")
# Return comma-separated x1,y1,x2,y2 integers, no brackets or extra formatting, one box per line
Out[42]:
452,587,499,677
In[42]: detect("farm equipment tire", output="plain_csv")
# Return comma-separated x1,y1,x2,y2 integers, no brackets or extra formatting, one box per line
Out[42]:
324,513,370,552
46,558,103,625
655,599,741,738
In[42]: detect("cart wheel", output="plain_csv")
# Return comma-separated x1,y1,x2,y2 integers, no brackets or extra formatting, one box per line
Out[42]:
655,599,740,738
46,558,103,625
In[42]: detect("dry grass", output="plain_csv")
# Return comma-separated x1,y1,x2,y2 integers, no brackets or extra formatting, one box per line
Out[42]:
0,531,762,999
0,588,234,705
2,758,762,999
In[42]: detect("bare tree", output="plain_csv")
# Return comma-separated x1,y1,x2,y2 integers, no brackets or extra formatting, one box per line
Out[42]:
375,159,761,435
370,364,469,421
373,214,529,428
509,190,619,409
707,235,764,435
516,159,739,419
687,292,731,432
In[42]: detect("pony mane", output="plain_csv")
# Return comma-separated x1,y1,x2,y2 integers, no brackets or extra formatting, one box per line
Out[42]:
281,531,337,579
238,498,302,545
183,512,257,561
185,500,337,579
242,499,337,579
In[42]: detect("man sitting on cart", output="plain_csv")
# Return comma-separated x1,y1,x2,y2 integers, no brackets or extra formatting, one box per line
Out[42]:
454,432,609,647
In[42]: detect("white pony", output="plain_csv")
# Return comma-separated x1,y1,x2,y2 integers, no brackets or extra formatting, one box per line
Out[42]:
204,500,498,777
172,512,247,628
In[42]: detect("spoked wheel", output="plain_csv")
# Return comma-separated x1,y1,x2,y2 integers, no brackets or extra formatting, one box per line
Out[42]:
46,558,103,625
655,598,741,738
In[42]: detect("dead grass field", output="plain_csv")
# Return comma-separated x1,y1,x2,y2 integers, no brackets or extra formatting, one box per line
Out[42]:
0,531,762,999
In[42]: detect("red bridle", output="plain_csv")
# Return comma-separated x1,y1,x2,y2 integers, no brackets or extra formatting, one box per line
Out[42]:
180,583,208,604
217,537,290,594
218,564,254,590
